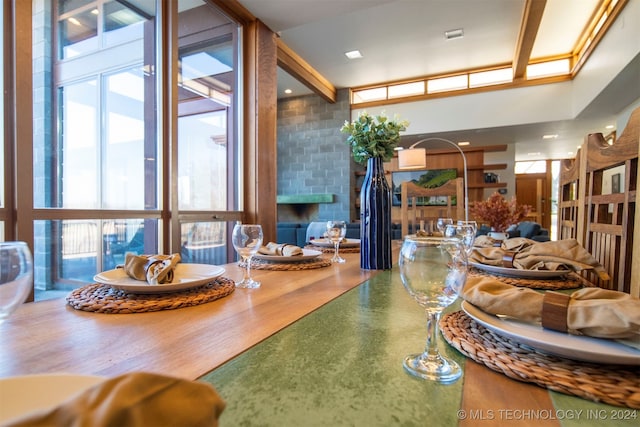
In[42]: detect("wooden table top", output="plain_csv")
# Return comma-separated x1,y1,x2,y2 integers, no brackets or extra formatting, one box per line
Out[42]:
0,252,377,379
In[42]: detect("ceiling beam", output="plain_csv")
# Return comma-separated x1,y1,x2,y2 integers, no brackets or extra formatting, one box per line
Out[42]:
513,0,547,80
277,39,337,103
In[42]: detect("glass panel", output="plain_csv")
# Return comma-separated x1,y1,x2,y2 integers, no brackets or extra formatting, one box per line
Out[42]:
59,2,99,59
34,218,159,300
0,2,3,212
59,79,99,208
181,221,227,265
515,161,546,174
103,0,146,46
177,1,237,212
178,111,228,210
103,67,148,209
60,0,94,15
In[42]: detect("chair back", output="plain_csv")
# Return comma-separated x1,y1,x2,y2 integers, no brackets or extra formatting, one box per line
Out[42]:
400,178,464,238
580,109,638,294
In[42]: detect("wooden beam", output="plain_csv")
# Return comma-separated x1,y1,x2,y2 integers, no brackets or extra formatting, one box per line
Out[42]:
512,0,547,80
277,39,337,103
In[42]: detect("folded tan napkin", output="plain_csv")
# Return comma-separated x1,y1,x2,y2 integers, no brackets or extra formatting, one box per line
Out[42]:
6,372,225,427
470,238,610,280
123,253,181,284
462,276,640,339
258,242,303,256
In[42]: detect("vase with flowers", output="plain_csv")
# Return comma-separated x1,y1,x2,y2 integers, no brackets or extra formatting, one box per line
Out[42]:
341,111,409,269
469,192,531,240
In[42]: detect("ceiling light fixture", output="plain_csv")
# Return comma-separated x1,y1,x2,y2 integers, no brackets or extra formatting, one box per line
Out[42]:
542,134,558,139
345,50,363,59
458,141,470,146
284,89,292,94
444,28,464,40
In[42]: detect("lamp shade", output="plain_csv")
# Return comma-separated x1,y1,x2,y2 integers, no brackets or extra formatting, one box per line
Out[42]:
397,148,427,169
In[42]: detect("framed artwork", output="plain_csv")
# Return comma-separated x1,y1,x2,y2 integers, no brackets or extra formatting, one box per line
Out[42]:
611,173,621,193
391,168,457,206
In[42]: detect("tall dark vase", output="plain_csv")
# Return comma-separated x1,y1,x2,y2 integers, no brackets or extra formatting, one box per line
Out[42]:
360,157,392,270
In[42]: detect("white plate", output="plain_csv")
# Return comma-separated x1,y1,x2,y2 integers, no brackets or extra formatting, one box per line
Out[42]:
0,374,105,423
461,301,640,365
469,261,569,279
94,264,225,294
254,248,322,262
310,238,360,248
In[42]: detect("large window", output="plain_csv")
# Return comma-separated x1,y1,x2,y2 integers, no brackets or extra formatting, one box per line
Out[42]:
9,0,244,299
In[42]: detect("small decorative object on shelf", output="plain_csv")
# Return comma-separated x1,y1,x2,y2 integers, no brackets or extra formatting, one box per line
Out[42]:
341,111,409,269
469,192,531,240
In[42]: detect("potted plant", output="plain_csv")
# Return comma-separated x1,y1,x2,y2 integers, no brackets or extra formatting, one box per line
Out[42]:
340,112,409,269
469,192,531,240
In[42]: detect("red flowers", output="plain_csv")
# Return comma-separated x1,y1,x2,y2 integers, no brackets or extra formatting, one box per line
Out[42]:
469,192,531,232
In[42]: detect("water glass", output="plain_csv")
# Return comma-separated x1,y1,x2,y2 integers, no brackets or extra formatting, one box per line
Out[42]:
326,220,347,263
0,242,33,323
232,224,263,288
436,218,453,235
399,236,468,382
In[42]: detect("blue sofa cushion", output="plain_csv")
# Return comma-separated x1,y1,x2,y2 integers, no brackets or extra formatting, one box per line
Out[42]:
517,221,541,239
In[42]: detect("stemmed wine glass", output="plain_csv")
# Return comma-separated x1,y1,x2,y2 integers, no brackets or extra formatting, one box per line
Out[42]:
398,236,468,382
436,218,453,236
232,224,264,288
326,220,347,263
0,242,33,324
456,220,478,254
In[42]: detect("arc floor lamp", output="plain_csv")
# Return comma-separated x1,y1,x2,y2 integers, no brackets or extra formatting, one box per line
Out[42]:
396,137,469,221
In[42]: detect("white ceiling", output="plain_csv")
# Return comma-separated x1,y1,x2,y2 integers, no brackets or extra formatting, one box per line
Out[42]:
237,0,640,161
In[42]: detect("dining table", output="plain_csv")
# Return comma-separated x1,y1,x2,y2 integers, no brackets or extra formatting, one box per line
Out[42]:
0,247,638,426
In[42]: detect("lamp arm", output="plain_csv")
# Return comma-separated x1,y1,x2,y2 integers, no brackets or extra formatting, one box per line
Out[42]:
408,138,469,221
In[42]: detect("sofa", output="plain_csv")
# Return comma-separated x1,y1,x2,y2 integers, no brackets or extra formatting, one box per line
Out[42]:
476,221,550,242
507,221,550,242
277,222,408,246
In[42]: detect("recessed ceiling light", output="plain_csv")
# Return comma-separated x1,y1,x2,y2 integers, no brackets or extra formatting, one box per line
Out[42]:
458,141,470,146
284,89,292,94
444,28,464,40
345,50,363,59
542,134,558,139
606,125,614,129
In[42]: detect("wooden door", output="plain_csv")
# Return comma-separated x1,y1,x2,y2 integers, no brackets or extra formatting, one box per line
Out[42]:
515,173,550,230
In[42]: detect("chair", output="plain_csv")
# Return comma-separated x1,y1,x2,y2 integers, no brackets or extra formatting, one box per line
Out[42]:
305,221,328,243
559,106,639,295
580,108,639,294
400,178,464,239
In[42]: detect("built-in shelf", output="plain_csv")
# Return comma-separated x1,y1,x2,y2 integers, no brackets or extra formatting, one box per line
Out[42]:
469,183,507,189
352,145,509,220
468,163,507,171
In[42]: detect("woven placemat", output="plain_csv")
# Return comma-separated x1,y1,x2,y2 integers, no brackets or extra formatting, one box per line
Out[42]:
66,277,235,314
440,310,640,409
304,245,360,254
469,267,585,290
239,257,332,270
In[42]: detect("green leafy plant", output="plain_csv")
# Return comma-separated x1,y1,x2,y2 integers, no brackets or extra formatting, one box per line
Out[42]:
469,192,531,233
340,111,409,164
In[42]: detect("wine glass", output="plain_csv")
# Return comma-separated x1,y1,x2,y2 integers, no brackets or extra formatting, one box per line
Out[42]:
456,220,477,254
0,242,33,324
436,218,453,235
231,224,263,288
326,220,347,263
398,236,468,382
